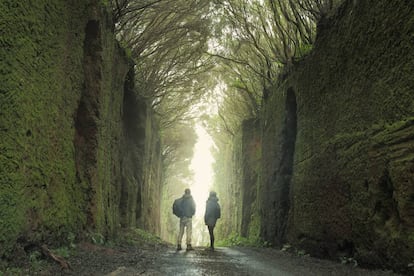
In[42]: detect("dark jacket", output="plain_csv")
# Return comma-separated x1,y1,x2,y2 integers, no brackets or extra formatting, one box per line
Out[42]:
181,194,196,218
204,195,221,226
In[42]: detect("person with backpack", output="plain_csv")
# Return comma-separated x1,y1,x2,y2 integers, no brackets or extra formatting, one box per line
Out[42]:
174,188,196,251
204,191,221,251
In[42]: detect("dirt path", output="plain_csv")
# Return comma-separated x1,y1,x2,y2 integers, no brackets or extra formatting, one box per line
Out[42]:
39,244,400,276
4,228,402,276
130,246,400,276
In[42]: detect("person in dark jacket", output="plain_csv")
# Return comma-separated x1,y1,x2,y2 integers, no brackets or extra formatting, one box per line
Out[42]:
177,188,196,251
204,191,221,250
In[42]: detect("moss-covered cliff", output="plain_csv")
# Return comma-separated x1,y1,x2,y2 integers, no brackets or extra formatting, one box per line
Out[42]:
214,119,262,243
260,0,414,271
213,135,238,238
119,70,162,236
1,0,92,257
0,0,162,259
219,0,413,272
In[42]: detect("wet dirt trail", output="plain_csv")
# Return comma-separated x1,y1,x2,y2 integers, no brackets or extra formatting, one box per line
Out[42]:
101,246,399,276
36,240,402,276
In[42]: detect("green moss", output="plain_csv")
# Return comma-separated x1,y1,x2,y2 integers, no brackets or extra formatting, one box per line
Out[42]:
248,214,261,239
216,232,264,247
101,0,110,8
0,267,24,275
296,43,313,58
0,0,88,256
115,228,165,247
89,232,106,245
0,0,155,262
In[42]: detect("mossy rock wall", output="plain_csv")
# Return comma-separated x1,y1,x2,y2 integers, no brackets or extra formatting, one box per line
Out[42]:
261,0,414,271
119,70,162,236
214,134,241,238
214,119,261,242
0,0,162,257
260,86,297,247
240,119,261,239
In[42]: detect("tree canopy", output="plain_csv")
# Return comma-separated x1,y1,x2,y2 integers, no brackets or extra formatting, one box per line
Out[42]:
112,0,342,134
200,0,341,145
110,0,343,186
113,0,214,128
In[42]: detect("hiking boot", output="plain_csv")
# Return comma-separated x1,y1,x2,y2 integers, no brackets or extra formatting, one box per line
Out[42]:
177,244,182,251
186,244,194,251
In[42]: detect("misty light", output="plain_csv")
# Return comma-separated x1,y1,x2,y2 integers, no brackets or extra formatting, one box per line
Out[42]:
189,124,215,245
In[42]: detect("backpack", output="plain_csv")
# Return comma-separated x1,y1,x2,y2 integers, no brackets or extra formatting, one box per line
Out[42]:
172,198,183,218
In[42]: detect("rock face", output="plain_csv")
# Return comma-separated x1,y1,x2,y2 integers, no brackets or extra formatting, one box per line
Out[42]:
214,119,261,241
0,0,162,257
261,0,414,271
119,70,162,235
239,120,261,239
224,0,414,272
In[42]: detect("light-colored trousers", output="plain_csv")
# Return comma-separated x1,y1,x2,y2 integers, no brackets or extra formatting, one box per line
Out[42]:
177,217,192,245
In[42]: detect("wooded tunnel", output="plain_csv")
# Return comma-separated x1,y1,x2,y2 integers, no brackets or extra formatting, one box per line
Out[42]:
0,0,413,274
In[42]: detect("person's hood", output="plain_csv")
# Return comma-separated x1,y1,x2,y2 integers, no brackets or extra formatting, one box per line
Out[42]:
183,193,192,199
207,196,218,202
